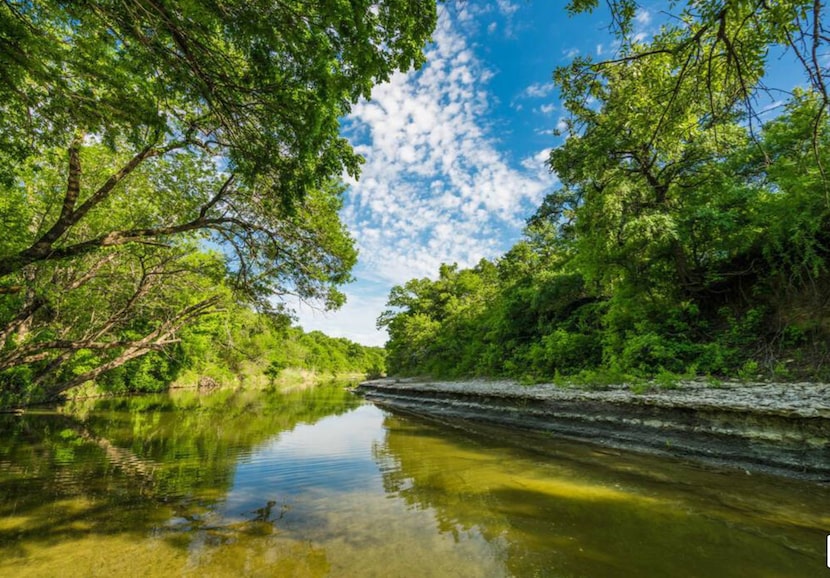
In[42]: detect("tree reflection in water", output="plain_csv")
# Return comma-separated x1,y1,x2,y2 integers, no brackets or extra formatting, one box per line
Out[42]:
0,383,359,576
0,387,826,578
372,410,829,578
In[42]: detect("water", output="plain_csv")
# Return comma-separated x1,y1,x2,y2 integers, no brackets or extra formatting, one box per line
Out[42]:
0,383,826,577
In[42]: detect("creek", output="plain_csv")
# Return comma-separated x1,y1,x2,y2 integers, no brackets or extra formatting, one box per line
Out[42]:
0,383,826,577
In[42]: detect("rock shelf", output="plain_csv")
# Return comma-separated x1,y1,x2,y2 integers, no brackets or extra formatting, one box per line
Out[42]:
356,378,830,481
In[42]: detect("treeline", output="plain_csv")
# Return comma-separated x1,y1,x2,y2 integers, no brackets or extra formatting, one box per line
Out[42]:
2,290,386,407
98,307,387,397
381,2,830,383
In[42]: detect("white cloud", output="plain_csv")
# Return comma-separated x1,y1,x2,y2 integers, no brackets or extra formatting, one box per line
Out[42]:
538,103,556,115
629,8,654,47
293,7,567,345
564,47,580,59
521,149,552,178
758,99,785,119
522,81,555,99
496,0,519,16
342,10,555,288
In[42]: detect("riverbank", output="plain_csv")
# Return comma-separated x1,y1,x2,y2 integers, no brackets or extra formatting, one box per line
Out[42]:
356,378,830,481
2,369,369,412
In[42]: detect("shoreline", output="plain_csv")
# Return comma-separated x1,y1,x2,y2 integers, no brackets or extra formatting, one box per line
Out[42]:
356,378,830,481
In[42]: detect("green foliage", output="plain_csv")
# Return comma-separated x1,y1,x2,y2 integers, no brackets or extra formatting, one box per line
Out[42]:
0,366,36,408
264,360,288,387
97,351,182,395
380,2,830,384
0,0,437,191
737,360,760,381
365,364,386,380
173,305,387,388
0,0,433,405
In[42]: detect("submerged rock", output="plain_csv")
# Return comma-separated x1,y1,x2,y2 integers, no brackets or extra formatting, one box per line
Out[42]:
356,378,830,481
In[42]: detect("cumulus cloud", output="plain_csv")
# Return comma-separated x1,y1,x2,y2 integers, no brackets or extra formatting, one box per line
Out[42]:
630,8,655,46
538,103,557,115
523,81,555,99
497,0,519,16
342,10,555,287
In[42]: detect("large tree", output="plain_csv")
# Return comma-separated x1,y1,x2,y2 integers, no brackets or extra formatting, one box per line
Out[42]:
544,0,830,372
0,0,437,401
0,0,436,281
379,1,830,381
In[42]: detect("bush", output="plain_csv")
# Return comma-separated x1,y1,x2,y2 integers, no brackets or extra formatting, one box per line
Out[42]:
264,360,287,386
365,365,385,380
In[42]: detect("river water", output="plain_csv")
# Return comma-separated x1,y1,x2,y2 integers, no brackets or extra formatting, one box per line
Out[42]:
0,383,826,577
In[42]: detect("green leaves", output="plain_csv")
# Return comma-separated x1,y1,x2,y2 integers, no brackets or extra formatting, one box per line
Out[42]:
0,0,437,194
381,1,830,383
0,1,437,402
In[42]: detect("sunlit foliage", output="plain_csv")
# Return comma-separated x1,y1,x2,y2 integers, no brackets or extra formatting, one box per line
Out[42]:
381,2,830,382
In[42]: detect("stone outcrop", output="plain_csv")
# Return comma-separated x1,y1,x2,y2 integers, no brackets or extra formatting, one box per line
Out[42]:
356,378,830,481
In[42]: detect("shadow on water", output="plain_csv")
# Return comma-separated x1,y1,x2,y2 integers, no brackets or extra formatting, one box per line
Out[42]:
0,383,359,566
372,410,829,578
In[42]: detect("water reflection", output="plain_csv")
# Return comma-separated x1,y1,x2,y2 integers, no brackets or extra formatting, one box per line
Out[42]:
373,412,829,578
0,384,362,576
0,385,826,577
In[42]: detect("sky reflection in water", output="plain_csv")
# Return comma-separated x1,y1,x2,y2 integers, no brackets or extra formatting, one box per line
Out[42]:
0,385,826,577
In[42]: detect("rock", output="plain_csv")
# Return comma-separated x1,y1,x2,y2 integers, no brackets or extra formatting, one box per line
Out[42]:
356,378,830,481
198,376,219,392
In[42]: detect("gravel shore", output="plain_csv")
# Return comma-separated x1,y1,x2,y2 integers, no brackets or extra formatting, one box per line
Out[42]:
361,377,830,417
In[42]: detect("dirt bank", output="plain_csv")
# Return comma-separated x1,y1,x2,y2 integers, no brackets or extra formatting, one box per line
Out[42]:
356,378,830,481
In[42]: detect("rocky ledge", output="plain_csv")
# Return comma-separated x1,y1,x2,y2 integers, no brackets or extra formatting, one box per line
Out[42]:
356,378,830,481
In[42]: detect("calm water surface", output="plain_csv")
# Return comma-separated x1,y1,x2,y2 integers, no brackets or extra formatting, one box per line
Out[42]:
0,383,827,577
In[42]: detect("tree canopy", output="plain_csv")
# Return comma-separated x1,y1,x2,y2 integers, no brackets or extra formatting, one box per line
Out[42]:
381,1,830,383
0,0,436,403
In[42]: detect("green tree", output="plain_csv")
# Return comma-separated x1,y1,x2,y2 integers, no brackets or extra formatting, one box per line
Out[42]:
548,1,830,374
564,1,828,121
380,0,830,382
0,1,437,403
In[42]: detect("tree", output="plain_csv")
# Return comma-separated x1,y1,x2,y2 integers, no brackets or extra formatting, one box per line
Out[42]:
564,1,828,120
0,0,437,190
0,1,437,402
550,44,757,298
380,1,830,382
0,0,436,294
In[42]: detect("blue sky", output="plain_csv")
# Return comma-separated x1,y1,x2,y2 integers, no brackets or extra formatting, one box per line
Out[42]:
293,1,808,346
295,1,598,345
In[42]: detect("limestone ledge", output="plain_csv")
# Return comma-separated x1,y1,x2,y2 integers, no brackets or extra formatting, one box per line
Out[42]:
355,378,830,481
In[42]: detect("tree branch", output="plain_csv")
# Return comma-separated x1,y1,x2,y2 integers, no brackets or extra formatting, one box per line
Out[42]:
48,295,222,397
0,139,166,277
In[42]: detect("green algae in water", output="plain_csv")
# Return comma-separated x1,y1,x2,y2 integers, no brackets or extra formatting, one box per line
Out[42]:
0,384,827,577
